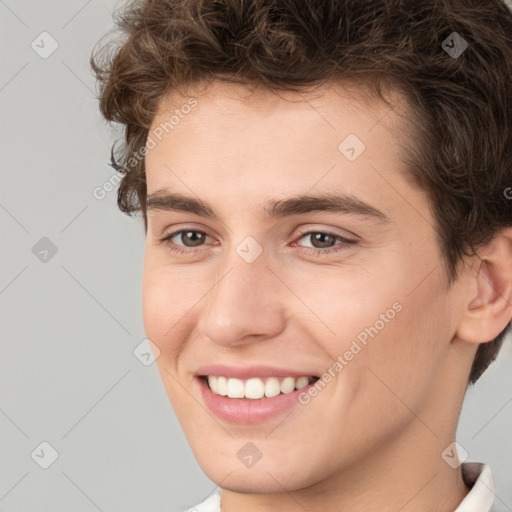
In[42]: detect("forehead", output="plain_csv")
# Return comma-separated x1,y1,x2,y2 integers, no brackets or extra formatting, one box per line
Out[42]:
147,79,412,169
150,78,409,135
144,78,418,221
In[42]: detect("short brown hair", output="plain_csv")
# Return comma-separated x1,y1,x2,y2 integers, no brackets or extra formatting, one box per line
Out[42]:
90,0,512,385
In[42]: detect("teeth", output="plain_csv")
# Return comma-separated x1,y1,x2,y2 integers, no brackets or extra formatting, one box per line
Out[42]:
217,376,227,396
295,376,309,389
264,377,281,397
206,375,315,399
226,378,245,398
245,378,265,399
280,377,295,394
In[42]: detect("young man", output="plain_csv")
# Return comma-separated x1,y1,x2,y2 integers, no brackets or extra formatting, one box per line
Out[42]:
91,0,512,510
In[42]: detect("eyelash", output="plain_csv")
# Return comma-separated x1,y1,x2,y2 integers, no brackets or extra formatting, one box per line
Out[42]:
158,228,357,257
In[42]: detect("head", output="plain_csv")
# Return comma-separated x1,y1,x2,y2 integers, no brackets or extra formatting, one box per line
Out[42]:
91,0,512,494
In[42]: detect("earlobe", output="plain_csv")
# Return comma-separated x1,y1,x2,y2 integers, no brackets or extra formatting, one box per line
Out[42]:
455,229,512,344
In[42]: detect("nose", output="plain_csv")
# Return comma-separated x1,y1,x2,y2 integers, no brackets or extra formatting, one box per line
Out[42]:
196,250,288,348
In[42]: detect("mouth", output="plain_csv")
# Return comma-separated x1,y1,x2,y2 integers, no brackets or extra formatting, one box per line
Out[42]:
194,364,323,423
196,373,321,424
199,374,320,400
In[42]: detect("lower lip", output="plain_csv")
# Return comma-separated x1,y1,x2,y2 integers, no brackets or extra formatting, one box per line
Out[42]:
197,377,317,424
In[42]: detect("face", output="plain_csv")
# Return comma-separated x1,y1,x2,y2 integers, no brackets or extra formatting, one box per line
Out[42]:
142,80,467,493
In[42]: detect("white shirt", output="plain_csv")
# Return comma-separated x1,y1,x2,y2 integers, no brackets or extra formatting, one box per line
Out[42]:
183,462,496,512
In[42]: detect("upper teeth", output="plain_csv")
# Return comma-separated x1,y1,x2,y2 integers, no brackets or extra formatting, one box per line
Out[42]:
207,376,313,399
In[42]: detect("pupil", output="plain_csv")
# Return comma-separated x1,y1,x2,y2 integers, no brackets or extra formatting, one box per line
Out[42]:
184,231,204,246
312,233,333,248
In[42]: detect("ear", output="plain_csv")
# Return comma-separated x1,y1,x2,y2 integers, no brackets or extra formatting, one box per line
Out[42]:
455,227,512,344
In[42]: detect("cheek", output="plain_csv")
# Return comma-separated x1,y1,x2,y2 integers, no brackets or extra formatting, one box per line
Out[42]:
294,272,453,466
141,262,199,413
292,253,452,401
141,273,168,344
350,271,454,414
278,263,407,362
141,255,200,343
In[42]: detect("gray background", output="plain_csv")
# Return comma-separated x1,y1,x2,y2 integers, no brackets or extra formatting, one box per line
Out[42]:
0,1,511,511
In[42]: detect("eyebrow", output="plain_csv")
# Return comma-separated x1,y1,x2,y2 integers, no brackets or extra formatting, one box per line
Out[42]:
146,190,390,223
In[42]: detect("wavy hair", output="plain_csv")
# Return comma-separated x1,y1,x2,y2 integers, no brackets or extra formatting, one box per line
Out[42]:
91,0,512,384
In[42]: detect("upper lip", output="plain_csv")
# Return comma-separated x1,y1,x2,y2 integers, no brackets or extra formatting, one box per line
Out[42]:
195,364,319,380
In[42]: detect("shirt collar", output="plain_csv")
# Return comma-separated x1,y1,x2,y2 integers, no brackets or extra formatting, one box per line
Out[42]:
454,462,495,512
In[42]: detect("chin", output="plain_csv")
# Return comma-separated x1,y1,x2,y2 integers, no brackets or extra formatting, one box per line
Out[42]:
197,453,323,494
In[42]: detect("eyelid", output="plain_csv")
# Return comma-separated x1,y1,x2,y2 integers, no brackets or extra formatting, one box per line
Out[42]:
291,230,357,256
159,226,216,248
158,225,359,256
293,222,361,242
159,225,355,244
159,223,215,241
293,225,359,242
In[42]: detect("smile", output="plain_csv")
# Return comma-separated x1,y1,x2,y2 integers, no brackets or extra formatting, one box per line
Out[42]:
204,375,319,399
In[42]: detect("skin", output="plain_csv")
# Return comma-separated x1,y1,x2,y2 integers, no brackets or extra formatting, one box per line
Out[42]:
141,79,512,511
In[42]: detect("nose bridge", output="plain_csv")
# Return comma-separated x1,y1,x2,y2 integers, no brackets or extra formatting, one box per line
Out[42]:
197,241,286,346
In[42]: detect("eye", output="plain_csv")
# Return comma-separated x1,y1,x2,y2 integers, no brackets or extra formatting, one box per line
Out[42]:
293,230,357,256
159,228,215,255
158,227,357,257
